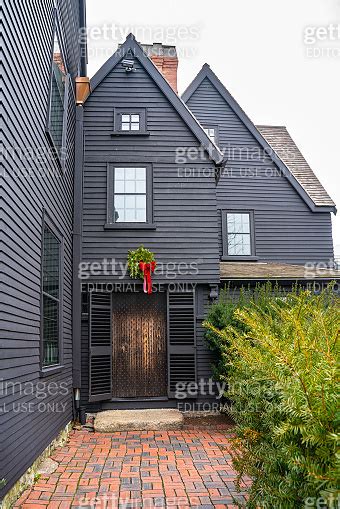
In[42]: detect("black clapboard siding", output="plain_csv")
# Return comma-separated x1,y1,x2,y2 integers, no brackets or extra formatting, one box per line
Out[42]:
1,0,83,497
82,58,220,283
186,78,334,263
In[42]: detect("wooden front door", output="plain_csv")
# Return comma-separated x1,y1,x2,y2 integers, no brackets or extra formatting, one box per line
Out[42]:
112,292,167,398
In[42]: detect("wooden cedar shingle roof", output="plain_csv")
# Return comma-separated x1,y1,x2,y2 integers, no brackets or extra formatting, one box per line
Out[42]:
257,125,335,208
220,262,340,280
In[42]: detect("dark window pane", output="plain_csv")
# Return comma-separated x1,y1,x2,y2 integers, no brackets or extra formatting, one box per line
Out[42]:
48,34,66,155
227,233,251,255
226,213,252,256
42,223,61,367
43,294,59,366
43,225,60,298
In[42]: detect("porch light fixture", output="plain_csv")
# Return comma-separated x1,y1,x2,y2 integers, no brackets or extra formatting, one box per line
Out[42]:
122,59,134,72
209,285,219,302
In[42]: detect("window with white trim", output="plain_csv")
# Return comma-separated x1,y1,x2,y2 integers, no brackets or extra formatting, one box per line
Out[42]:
223,211,255,257
113,167,147,222
114,109,147,133
203,127,216,143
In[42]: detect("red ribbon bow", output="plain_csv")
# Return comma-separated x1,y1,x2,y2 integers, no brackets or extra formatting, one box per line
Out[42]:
139,261,156,294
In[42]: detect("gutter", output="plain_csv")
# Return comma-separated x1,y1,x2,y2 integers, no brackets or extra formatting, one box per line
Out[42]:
72,106,84,400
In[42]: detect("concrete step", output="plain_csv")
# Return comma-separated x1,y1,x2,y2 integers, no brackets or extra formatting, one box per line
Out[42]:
94,409,184,432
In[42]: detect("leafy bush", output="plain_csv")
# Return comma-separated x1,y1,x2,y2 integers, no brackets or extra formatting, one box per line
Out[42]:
127,245,155,279
204,284,340,508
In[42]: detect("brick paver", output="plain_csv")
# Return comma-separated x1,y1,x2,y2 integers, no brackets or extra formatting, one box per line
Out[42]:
14,427,250,508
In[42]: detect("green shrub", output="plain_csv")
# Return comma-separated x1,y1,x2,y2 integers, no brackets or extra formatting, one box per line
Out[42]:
204,284,340,508
127,245,155,279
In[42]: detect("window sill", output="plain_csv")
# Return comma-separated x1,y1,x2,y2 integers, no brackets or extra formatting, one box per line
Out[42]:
40,365,64,378
221,256,258,262
110,131,150,136
104,223,157,230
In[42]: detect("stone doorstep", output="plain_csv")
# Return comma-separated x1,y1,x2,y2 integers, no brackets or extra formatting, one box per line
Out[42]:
94,409,184,432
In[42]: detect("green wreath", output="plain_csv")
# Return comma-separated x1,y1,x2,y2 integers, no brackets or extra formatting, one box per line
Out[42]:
127,245,155,280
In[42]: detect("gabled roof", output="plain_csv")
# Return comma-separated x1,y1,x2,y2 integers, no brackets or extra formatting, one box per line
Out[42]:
256,125,335,208
182,64,336,213
89,34,224,165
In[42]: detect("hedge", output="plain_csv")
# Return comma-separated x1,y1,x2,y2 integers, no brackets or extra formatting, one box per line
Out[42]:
204,284,339,508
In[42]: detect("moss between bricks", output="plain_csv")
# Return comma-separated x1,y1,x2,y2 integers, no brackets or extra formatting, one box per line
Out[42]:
0,421,73,509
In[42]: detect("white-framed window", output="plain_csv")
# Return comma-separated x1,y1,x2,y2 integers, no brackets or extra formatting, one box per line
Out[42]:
121,113,140,131
114,108,147,133
204,127,216,142
106,165,153,226
114,167,146,222
222,211,256,258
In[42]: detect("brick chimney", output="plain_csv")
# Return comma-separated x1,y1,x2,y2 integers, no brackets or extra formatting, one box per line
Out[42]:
141,43,178,93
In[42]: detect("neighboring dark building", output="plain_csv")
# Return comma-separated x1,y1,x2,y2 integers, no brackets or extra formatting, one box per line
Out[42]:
1,10,338,503
1,0,87,500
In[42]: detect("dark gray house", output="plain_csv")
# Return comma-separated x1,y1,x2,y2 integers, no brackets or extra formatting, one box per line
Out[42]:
1,9,338,504
1,0,87,502
75,35,337,414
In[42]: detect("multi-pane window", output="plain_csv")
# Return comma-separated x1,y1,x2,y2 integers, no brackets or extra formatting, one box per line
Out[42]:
113,167,147,222
121,114,140,131
42,223,61,367
226,213,252,256
114,109,147,134
47,30,67,159
204,127,216,143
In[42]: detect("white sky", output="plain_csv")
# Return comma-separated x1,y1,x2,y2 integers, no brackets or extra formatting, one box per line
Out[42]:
86,0,340,258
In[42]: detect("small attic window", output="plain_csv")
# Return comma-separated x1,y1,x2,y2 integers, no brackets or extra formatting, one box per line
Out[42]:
122,114,140,131
113,108,148,135
203,126,219,144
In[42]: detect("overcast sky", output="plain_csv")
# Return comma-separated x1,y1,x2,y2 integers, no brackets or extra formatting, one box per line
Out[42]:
86,0,340,259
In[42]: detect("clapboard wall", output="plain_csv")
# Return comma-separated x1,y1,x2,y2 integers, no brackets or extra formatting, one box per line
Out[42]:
82,57,220,284
185,77,334,264
1,0,84,497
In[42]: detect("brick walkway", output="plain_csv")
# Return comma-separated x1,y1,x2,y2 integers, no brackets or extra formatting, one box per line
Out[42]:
14,427,249,508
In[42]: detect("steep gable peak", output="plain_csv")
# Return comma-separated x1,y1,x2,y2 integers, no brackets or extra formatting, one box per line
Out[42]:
182,64,335,213
88,34,224,165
